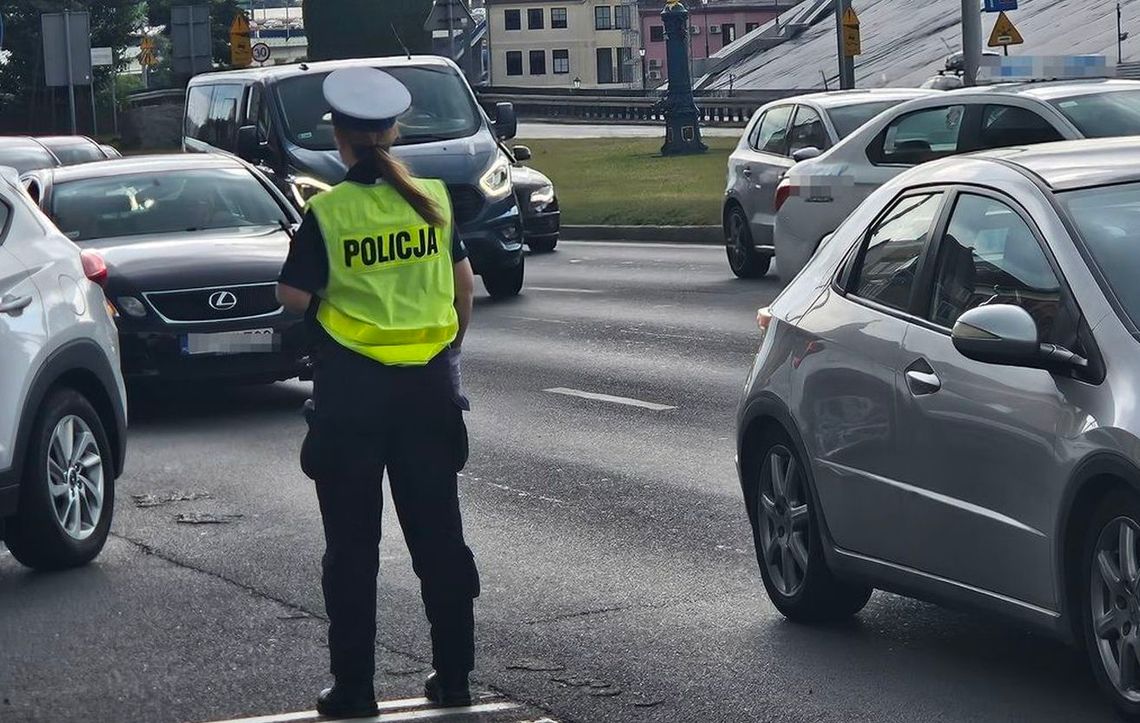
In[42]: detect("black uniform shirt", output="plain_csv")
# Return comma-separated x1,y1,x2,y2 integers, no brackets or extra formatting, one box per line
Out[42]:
279,162,468,295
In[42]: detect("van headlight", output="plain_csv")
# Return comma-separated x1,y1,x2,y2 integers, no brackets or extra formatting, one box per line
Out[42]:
289,176,332,207
530,184,555,210
479,155,512,200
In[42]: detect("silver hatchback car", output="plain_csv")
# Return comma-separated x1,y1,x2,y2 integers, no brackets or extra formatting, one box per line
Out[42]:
737,137,1140,718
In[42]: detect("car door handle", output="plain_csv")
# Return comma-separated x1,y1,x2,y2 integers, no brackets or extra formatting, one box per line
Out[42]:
742,167,753,177
905,369,941,395
0,294,32,314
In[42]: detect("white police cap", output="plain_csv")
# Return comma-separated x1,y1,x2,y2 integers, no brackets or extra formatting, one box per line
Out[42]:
323,67,412,132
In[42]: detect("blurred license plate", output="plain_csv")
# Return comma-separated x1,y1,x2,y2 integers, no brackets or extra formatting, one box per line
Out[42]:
181,328,276,355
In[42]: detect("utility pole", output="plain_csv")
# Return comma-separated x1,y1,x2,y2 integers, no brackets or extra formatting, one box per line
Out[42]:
961,0,982,86
447,0,456,63
1119,2,1129,65
703,0,710,61
62,7,78,134
833,0,854,89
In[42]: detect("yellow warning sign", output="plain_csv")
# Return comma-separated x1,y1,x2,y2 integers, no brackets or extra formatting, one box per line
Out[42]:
230,11,252,68
988,11,1024,47
842,6,861,56
140,36,158,67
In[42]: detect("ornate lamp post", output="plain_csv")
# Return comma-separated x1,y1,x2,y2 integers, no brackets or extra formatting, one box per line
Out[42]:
660,0,707,155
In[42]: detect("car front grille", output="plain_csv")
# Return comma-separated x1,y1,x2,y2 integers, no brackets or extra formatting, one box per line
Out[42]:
448,184,485,226
144,283,281,323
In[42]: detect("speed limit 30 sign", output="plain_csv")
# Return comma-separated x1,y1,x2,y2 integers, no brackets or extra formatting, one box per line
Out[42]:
251,42,271,64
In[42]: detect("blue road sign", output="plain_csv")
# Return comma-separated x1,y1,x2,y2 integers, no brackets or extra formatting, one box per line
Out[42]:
984,0,1018,12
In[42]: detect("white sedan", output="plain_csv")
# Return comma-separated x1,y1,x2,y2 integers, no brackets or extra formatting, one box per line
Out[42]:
774,78,1140,280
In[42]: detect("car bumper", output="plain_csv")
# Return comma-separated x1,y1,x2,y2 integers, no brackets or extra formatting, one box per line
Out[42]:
460,197,524,274
523,206,561,241
116,314,311,382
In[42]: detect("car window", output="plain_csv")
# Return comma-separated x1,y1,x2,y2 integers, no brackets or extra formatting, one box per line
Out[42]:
827,100,910,138
48,168,289,242
852,193,944,311
929,193,1061,338
0,144,57,173
979,105,1064,149
746,110,766,149
876,105,966,165
206,84,243,151
789,105,829,154
1060,181,1140,329
752,105,793,156
1050,90,1140,138
47,141,105,166
185,85,213,142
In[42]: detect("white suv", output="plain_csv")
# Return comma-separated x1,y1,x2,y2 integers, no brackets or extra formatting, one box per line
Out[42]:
0,167,126,570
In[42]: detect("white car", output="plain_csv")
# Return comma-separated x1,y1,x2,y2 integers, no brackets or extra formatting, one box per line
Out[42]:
774,78,1140,280
0,166,126,570
723,88,935,278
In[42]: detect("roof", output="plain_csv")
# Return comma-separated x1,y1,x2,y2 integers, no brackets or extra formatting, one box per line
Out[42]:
791,88,933,108
189,55,456,85
43,154,248,183
0,136,49,149
956,78,1140,100
975,137,1140,192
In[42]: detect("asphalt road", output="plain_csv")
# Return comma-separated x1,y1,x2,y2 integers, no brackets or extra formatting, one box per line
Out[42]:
0,241,1117,723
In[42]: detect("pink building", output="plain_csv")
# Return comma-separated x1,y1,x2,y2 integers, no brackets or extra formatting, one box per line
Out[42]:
639,0,797,86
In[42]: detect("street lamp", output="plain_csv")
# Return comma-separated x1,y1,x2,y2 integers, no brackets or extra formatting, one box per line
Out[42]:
572,76,581,91
701,0,711,60
639,47,647,90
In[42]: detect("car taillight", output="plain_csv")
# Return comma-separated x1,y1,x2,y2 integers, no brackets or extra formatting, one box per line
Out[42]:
774,179,794,213
80,250,108,286
757,307,773,334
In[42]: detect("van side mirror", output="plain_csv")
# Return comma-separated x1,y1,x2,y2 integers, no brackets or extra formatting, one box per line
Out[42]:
237,125,265,161
513,145,532,162
494,102,517,141
952,304,1088,371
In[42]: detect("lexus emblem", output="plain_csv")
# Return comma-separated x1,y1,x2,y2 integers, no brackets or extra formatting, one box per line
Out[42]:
208,290,238,311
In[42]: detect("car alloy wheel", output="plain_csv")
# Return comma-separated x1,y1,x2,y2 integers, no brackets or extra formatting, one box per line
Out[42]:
727,210,749,270
758,444,811,597
47,414,105,541
1090,516,1140,703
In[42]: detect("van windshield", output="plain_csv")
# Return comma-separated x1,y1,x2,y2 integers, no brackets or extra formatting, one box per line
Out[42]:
276,65,483,151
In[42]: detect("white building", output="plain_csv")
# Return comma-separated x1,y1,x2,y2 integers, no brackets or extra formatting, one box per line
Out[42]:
486,0,643,89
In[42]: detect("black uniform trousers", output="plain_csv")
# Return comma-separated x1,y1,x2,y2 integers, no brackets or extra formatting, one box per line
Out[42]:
301,342,479,686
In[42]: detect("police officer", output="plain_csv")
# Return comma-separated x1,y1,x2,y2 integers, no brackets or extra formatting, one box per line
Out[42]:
276,67,479,718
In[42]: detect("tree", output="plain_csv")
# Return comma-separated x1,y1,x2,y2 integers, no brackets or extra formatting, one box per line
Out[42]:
303,0,433,62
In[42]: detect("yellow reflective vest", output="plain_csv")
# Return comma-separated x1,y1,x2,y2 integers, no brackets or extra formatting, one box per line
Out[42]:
307,178,458,366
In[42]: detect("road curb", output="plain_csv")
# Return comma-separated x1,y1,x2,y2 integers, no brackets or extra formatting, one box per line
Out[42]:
562,225,722,244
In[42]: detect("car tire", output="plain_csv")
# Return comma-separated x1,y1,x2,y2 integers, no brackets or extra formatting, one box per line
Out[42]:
1080,488,1140,719
483,256,525,300
725,204,770,279
528,236,558,254
5,389,115,571
749,430,871,622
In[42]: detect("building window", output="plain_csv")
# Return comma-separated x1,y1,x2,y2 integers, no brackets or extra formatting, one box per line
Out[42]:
530,50,547,75
615,5,632,30
596,47,614,84
553,49,570,74
552,7,568,29
506,51,523,76
650,25,665,42
618,47,634,83
746,22,761,33
721,23,737,44
595,6,612,30
505,9,521,31
528,8,544,30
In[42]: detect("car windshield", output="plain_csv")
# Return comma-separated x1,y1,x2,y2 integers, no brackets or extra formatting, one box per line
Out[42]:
1061,181,1140,325
50,168,288,242
44,141,105,166
276,65,483,151
0,144,57,173
827,100,911,138
1049,90,1140,138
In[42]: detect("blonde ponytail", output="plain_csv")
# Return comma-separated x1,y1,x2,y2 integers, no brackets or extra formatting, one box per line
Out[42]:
338,126,446,227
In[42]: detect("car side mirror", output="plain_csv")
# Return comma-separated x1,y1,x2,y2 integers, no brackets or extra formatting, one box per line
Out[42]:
791,146,822,162
494,102,517,141
513,145,532,162
952,304,1087,371
237,125,266,161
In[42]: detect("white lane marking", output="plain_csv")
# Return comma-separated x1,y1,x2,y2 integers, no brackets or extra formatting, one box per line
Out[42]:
507,315,571,325
544,387,676,411
487,481,566,505
204,699,519,723
525,286,601,294
559,240,720,251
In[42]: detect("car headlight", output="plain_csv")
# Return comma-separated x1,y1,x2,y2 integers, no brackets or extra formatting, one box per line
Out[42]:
530,184,555,209
479,155,512,200
290,176,332,207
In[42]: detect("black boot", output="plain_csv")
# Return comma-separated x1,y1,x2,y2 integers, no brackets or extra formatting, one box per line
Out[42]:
317,681,378,718
424,671,472,707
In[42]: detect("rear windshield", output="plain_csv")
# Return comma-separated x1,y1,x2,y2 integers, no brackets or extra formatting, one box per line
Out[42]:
45,141,105,166
49,168,288,242
0,144,57,173
275,65,483,151
1060,181,1140,325
1049,90,1140,138
827,100,911,138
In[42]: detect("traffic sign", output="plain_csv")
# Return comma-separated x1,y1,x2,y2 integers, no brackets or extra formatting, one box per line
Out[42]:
230,11,252,67
984,0,1018,11
988,11,1024,48
252,42,271,64
140,36,158,67
91,46,113,67
842,5,861,57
